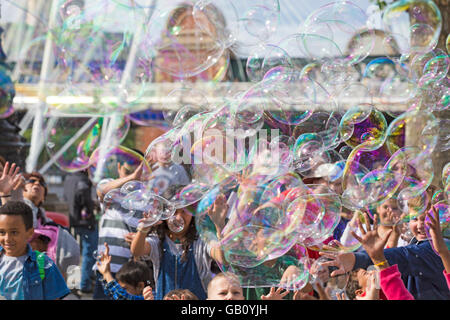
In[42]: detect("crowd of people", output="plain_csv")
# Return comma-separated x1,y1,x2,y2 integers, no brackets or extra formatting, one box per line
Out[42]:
0,149,449,301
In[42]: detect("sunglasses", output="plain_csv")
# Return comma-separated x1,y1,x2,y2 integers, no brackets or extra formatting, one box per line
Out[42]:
26,178,47,188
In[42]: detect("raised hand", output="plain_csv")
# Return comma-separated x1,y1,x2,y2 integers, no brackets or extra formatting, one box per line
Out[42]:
279,265,302,290
351,213,391,265
261,287,290,300
143,286,154,300
0,162,22,196
293,290,317,300
207,194,228,232
124,232,136,245
426,206,447,253
426,206,450,273
318,251,355,277
131,162,144,181
97,242,112,277
336,291,346,300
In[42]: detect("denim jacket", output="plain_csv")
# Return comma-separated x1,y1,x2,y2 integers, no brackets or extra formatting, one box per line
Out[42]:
0,244,70,300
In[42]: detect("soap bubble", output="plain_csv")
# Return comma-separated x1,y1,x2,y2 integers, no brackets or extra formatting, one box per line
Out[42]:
309,256,350,299
382,0,442,55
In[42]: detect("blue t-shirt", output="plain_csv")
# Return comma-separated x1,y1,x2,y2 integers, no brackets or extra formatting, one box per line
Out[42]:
0,245,70,300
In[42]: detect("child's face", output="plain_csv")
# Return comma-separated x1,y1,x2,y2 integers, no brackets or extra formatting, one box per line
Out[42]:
0,215,34,257
355,268,373,290
376,199,401,225
155,144,172,165
409,213,427,241
207,277,245,300
29,237,48,253
118,280,144,296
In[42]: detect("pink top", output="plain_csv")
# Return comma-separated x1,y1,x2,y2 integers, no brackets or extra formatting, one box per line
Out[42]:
444,270,450,291
379,264,414,300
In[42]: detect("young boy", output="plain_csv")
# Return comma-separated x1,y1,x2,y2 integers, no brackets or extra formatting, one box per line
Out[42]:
207,272,245,300
97,242,153,300
0,201,70,300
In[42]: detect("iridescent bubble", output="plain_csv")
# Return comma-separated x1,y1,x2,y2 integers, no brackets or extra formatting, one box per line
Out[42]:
443,162,450,188
140,4,226,78
0,65,15,119
421,54,450,84
294,184,342,247
120,180,145,195
193,0,281,55
163,87,209,125
309,256,350,299
302,1,375,65
218,253,309,290
246,45,293,82
170,183,211,209
382,0,442,55
127,109,168,128
167,214,185,233
337,82,372,113
386,110,438,156
46,116,128,173
66,265,81,290
266,70,335,126
88,145,151,182
425,201,450,244
341,144,392,210
292,133,328,174
432,189,446,205
397,188,429,219
243,5,280,42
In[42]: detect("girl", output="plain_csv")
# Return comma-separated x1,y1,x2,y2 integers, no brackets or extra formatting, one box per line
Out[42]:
130,197,226,300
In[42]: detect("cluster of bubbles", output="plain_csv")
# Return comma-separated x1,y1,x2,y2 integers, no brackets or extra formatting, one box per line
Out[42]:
4,0,449,291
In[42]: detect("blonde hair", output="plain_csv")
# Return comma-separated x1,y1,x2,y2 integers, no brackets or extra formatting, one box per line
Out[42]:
207,272,242,294
407,185,438,211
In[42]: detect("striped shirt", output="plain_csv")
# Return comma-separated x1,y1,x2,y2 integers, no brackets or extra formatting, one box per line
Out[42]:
95,207,137,273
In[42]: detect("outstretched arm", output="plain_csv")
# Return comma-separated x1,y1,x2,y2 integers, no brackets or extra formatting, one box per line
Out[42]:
97,162,144,202
351,213,414,300
207,194,228,265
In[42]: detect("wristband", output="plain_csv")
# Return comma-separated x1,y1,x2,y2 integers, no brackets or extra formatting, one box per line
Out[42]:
0,194,11,198
374,260,388,268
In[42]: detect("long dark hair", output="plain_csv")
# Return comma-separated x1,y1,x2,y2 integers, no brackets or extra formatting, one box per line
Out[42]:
151,215,198,262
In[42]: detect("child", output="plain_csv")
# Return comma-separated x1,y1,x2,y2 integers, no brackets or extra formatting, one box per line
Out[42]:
207,272,245,300
146,141,191,198
346,268,380,300
163,288,199,300
321,210,450,300
29,223,80,280
131,201,226,300
97,242,153,300
340,198,407,250
0,201,70,300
